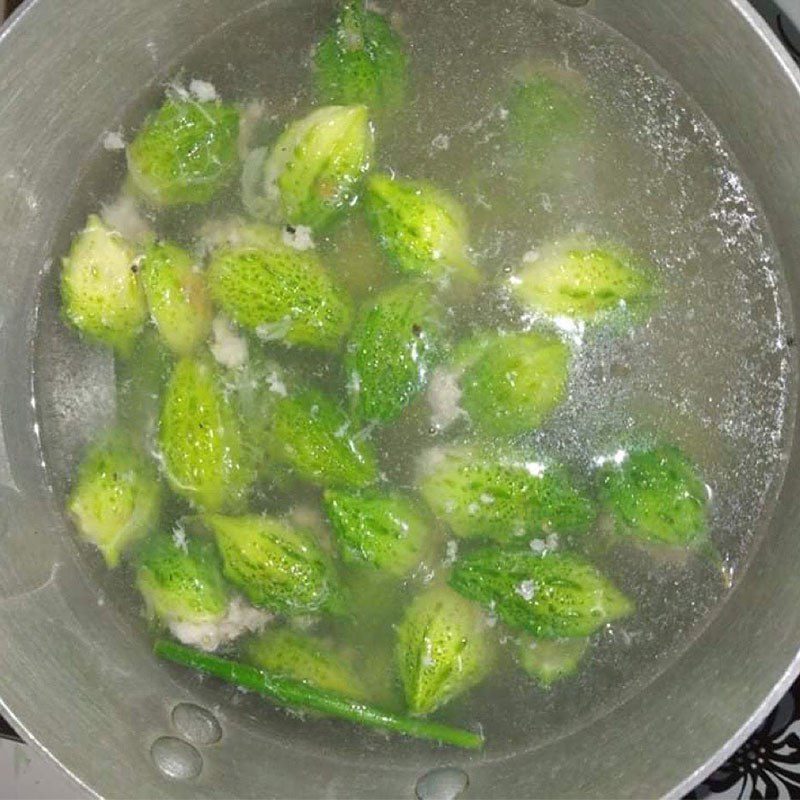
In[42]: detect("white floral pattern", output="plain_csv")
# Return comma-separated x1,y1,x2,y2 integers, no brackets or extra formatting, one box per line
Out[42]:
687,682,800,799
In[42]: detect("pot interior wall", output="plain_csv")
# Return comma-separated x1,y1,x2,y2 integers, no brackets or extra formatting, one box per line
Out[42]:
0,1,798,798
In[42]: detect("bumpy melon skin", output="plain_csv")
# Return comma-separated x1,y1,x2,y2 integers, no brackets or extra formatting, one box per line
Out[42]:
419,446,595,542
207,240,352,351
206,514,338,615
314,1,408,113
453,331,571,437
506,72,587,157
395,586,494,715
245,627,369,699
517,636,589,687
136,533,229,625
510,240,658,327
450,548,633,639
157,357,253,512
139,241,213,356
324,489,434,576
598,444,709,549
67,431,161,568
267,389,378,489
127,98,240,206
60,215,147,354
365,174,478,283
260,105,374,231
345,281,447,423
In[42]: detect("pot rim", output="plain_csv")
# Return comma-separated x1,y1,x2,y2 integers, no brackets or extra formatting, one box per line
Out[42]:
1,1,800,798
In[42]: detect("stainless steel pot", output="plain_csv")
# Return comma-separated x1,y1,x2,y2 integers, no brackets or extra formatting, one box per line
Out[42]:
1,1,800,797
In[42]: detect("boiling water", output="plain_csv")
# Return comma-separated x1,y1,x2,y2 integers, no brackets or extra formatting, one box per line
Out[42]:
33,0,795,759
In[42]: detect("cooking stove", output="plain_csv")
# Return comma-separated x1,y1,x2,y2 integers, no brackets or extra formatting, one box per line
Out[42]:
0,1,798,797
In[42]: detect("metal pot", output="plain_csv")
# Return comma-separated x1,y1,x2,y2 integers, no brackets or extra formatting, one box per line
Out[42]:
1,0,799,797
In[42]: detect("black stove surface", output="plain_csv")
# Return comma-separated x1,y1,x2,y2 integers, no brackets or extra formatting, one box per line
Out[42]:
0,715,19,744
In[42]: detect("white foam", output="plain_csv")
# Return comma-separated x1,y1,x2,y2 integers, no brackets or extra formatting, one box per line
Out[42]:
282,225,315,251
169,597,272,652
102,131,126,151
189,79,219,102
210,316,248,369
